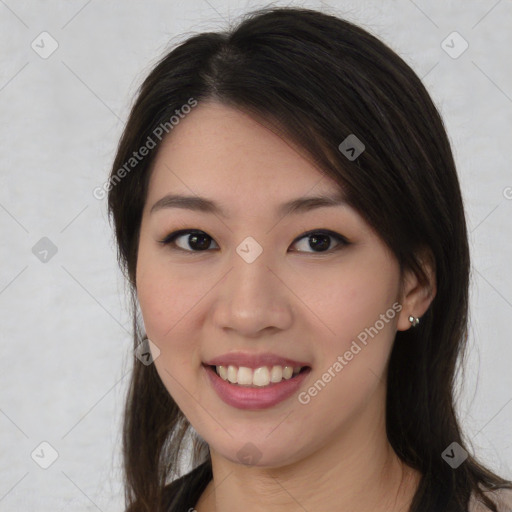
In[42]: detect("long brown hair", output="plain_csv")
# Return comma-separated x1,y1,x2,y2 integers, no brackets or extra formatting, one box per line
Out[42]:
107,6,512,511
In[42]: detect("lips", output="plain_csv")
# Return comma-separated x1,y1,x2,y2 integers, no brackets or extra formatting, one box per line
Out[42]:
203,363,311,409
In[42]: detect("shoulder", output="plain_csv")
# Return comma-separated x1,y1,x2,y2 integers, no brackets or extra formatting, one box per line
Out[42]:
469,486,512,512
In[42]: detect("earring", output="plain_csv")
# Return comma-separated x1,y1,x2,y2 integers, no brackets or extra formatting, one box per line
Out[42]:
408,315,420,327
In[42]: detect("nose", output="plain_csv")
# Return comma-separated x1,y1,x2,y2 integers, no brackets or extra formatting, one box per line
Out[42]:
211,249,293,338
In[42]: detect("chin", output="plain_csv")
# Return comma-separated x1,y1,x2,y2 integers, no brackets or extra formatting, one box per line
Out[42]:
206,434,308,469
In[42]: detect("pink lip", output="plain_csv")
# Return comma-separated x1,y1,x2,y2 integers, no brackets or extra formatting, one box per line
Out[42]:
203,364,311,410
204,351,311,370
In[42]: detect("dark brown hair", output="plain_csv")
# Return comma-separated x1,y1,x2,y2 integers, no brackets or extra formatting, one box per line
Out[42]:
107,6,512,511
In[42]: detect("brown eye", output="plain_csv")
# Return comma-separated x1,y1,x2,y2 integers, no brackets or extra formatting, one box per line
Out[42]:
290,230,349,253
159,230,219,252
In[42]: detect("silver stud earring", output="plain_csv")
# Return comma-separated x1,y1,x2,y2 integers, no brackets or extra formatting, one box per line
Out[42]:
408,315,420,327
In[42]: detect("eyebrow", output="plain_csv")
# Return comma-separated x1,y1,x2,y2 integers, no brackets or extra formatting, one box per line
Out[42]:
149,191,348,218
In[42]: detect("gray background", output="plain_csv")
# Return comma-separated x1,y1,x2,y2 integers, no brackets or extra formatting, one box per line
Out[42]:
1,0,511,510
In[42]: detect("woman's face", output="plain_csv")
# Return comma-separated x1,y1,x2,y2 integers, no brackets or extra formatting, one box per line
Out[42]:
136,101,418,468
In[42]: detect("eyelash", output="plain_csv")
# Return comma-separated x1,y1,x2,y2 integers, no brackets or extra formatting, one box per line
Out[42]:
157,227,350,255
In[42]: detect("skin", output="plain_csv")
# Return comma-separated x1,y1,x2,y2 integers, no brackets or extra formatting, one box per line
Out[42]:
135,101,436,512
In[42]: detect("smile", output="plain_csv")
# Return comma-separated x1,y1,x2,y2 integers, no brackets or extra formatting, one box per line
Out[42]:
203,363,312,410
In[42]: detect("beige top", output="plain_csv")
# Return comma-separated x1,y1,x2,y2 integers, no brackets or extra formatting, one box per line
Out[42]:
469,487,512,511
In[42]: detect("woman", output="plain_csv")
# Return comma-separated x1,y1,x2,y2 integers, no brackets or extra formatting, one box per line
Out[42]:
106,6,512,512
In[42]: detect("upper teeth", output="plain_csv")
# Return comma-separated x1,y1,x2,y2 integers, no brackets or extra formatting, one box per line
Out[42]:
215,365,303,387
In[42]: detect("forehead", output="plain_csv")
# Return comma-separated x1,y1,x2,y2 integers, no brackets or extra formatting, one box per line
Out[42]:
146,101,343,206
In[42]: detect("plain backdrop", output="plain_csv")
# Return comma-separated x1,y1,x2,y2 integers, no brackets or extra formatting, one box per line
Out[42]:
0,0,511,510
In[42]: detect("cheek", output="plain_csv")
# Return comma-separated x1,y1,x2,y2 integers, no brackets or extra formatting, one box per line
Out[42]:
302,255,400,409
136,260,205,412
136,244,204,344
304,257,400,345
135,260,209,405
295,275,399,427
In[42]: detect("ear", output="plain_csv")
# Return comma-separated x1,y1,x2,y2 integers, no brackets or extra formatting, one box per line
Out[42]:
396,249,437,331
